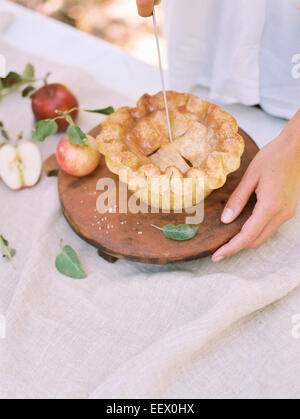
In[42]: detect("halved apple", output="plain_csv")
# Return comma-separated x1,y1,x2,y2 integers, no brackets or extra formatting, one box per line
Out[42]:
0,142,42,190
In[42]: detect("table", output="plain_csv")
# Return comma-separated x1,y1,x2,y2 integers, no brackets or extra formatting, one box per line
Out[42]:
0,0,299,400
0,0,286,147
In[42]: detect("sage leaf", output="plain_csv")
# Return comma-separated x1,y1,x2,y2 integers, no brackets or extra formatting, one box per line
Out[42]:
22,85,36,97
32,119,58,142
55,245,87,279
0,71,22,89
0,235,16,260
85,107,115,115
0,122,10,142
66,125,86,146
22,63,35,81
0,64,36,97
151,224,199,241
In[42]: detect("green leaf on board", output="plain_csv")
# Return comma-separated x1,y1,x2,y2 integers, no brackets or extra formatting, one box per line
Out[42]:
151,224,199,241
32,119,58,142
55,244,87,279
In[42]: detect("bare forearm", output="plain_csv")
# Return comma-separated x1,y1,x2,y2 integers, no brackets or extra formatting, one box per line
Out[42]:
213,108,300,261
281,108,300,147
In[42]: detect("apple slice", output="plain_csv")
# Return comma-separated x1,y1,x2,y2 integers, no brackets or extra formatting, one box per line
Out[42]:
0,142,42,190
0,145,21,190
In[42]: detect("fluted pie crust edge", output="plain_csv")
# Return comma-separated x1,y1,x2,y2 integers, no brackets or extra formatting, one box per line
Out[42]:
96,91,245,210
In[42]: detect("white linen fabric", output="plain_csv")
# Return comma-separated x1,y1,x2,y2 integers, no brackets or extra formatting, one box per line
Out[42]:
260,0,300,119
164,0,300,119
0,39,300,400
0,9,14,34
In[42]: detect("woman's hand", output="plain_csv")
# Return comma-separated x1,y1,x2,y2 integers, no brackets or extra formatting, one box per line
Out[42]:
136,0,157,17
212,109,300,262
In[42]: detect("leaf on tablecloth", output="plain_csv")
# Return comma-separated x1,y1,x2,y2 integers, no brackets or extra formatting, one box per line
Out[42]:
22,63,35,81
0,235,16,260
0,63,35,97
55,243,87,279
22,85,36,98
0,121,10,146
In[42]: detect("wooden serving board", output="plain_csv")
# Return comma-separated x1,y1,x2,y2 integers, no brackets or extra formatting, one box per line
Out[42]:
45,125,259,265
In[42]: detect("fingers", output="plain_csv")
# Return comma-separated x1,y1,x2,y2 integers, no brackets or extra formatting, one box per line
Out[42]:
221,169,259,224
250,208,296,249
249,218,282,250
136,0,155,17
212,202,277,262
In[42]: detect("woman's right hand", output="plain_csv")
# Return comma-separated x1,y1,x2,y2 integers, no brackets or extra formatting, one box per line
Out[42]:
136,0,155,17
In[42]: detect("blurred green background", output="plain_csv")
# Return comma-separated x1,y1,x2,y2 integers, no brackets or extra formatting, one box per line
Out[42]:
9,0,165,65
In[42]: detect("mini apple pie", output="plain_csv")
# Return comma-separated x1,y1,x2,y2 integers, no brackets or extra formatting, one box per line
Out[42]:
97,91,245,210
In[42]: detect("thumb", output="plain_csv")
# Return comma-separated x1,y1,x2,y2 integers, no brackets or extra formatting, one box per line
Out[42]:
221,170,259,224
136,0,155,17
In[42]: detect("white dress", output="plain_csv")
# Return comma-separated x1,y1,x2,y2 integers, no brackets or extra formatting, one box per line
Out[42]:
163,0,300,119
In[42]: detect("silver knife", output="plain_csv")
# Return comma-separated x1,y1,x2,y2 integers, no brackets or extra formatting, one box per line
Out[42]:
153,0,173,143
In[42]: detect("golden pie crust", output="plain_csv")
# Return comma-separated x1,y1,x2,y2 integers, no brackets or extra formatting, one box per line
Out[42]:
96,91,245,210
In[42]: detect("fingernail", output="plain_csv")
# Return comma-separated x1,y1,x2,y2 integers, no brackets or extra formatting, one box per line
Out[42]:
221,208,234,224
212,254,225,263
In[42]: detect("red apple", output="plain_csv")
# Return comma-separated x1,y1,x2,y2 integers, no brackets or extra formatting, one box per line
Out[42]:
32,83,79,132
56,135,101,177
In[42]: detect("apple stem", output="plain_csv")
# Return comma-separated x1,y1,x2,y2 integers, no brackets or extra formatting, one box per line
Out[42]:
54,108,80,120
43,72,51,86
15,132,23,146
66,107,80,115
151,224,163,231
54,110,65,117
66,115,75,126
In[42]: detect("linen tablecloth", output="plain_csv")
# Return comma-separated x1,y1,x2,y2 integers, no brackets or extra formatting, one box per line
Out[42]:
0,34,300,399
0,9,13,34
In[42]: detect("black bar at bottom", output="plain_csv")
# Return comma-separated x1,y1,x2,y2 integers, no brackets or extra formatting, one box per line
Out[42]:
93,400,202,416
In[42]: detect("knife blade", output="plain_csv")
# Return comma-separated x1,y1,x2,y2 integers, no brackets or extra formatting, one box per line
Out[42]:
152,2,173,143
